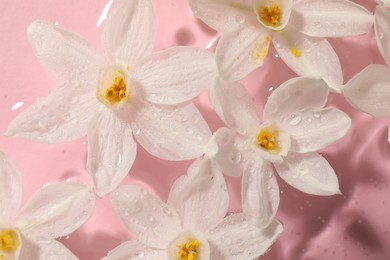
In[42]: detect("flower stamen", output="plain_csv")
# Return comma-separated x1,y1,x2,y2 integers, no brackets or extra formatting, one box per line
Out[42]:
0,229,20,259
97,67,131,108
256,128,281,153
291,48,302,57
259,4,281,27
177,239,200,260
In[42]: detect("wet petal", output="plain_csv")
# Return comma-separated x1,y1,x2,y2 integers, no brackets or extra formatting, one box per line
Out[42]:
137,47,216,105
290,0,373,37
6,85,100,143
216,25,271,82
102,0,156,64
103,240,165,260
131,102,211,160
16,182,95,239
375,5,390,66
343,64,390,117
188,0,254,32
110,185,181,248
273,27,343,92
167,159,229,231
19,237,77,260
87,109,137,197
0,152,22,224
27,20,102,84
242,159,279,228
275,152,341,195
207,214,283,260
281,107,351,153
264,77,329,121
211,78,259,135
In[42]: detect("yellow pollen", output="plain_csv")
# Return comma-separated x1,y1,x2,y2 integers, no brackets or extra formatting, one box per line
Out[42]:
0,230,19,253
104,71,128,105
177,239,200,260
259,4,281,26
291,48,302,57
256,128,280,152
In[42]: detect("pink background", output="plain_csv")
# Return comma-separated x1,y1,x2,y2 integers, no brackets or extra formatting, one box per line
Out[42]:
1,0,390,259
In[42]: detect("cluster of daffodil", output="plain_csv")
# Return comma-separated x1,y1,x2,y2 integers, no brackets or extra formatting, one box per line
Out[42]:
2,0,389,259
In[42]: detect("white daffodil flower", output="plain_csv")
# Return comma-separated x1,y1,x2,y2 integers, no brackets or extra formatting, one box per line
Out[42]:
104,159,282,260
188,0,373,91
211,76,351,227
0,151,95,259
6,0,215,196
343,4,390,142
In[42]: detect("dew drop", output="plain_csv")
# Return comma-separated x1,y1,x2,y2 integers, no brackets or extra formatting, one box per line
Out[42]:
137,251,145,258
229,151,242,165
289,114,301,126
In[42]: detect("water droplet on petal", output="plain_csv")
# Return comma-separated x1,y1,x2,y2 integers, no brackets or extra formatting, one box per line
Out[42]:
289,114,301,126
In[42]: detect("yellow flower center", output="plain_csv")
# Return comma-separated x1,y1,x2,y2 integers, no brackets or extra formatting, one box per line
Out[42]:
177,239,200,260
291,48,302,57
259,4,281,27
256,128,281,153
97,67,131,108
0,229,20,259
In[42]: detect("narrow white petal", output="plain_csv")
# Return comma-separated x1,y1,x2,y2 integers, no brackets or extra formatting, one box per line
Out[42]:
281,107,351,153
273,27,343,91
375,6,390,66
343,64,390,117
131,102,211,160
211,77,260,135
290,0,373,37
275,152,341,195
103,240,165,260
19,237,78,260
242,159,279,228
16,182,95,239
0,152,22,224
137,47,216,105
188,0,255,32
253,0,293,31
264,77,329,121
207,214,283,260
206,127,246,177
6,85,100,143
27,20,102,84
102,0,156,64
167,159,229,232
216,25,271,82
110,185,181,248
87,110,137,197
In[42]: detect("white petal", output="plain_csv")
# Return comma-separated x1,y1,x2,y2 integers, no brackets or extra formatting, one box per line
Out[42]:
16,182,95,239
87,110,137,197
19,236,78,260
131,102,211,160
6,85,100,143
281,107,351,153
188,0,254,32
216,25,271,82
343,64,390,117
110,185,181,248
207,214,283,260
264,77,329,121
102,0,156,64
290,0,373,37
211,77,259,135
167,159,229,232
273,27,343,91
242,159,279,228
27,20,102,84
0,151,22,223
253,0,293,31
136,47,216,105
103,240,165,260
205,127,245,177
375,6,390,66
274,152,341,195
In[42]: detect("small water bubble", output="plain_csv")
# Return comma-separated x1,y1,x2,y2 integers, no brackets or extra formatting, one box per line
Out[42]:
235,15,245,24
229,151,242,165
314,22,322,28
137,251,145,258
289,114,301,126
148,216,155,222
307,117,313,123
